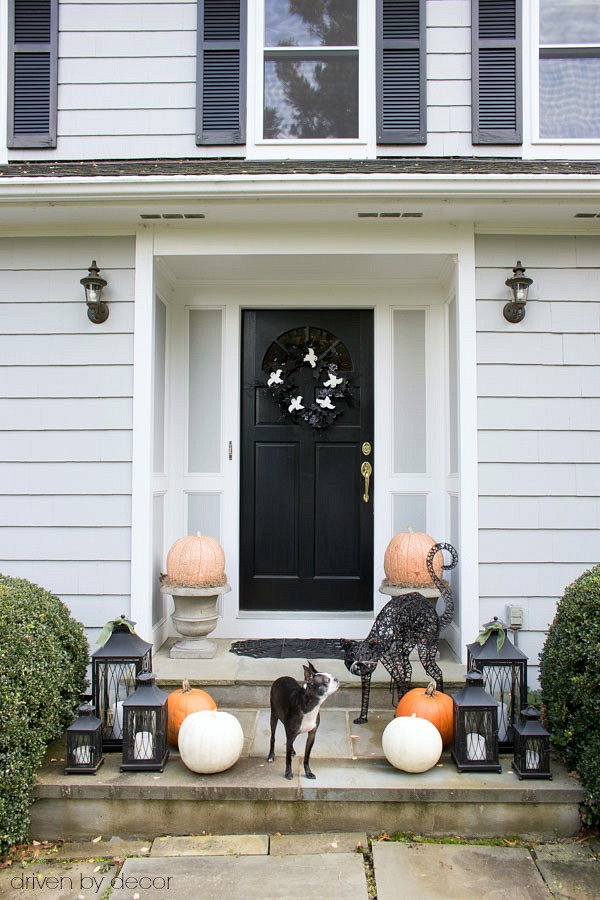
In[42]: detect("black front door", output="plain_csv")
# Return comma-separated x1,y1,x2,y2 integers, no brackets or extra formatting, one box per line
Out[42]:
240,309,374,612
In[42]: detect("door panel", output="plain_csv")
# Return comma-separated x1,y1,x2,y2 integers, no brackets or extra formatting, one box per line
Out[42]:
240,309,373,612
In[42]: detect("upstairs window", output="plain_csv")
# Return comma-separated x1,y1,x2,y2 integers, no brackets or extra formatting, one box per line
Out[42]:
197,0,427,148
262,0,358,140
539,0,600,139
8,0,58,148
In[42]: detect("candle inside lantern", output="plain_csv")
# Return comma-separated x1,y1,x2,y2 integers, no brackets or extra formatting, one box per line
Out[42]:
526,749,540,769
74,745,92,765
111,701,124,739
497,701,509,742
134,731,153,760
466,732,486,761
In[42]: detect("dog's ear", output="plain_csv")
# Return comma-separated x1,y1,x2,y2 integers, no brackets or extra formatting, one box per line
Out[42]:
304,661,317,681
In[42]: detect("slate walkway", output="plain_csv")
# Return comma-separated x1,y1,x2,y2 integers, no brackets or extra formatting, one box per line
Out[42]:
1,833,598,899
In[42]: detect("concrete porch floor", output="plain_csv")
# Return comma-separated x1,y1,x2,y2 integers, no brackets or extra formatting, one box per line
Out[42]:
30,640,585,844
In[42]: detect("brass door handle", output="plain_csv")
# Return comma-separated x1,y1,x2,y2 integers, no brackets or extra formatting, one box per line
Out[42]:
361,461,372,503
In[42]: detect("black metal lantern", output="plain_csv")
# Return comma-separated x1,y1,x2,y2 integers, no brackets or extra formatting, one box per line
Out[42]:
65,703,104,775
503,261,533,323
120,673,169,772
81,260,109,324
467,617,528,752
91,616,152,751
512,706,552,780
451,670,502,773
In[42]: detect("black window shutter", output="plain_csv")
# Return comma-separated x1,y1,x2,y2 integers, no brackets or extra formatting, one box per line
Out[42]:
376,0,426,145
196,0,246,145
472,0,522,144
8,0,58,148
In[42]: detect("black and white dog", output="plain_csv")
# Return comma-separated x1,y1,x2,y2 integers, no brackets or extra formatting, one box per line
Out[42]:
267,661,339,780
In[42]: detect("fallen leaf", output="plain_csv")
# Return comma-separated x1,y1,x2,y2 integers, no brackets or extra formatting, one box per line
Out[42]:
92,836,102,843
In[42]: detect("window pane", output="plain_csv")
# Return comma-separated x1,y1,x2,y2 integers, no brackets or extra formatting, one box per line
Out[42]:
540,57,600,138
264,57,358,138
188,309,222,472
393,309,426,474
540,1,600,44
265,0,357,48
393,494,427,534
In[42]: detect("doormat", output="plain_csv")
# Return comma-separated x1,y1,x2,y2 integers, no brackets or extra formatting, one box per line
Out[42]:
229,638,346,659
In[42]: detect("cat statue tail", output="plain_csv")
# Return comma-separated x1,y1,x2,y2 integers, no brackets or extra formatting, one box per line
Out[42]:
427,542,459,631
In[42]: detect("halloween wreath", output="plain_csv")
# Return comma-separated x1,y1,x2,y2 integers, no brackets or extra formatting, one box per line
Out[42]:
264,344,355,430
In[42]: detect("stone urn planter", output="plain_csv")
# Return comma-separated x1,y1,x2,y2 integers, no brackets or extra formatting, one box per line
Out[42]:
160,533,230,659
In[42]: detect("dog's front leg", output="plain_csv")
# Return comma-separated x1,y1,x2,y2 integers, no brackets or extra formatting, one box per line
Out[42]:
266,710,278,763
284,731,296,780
303,724,318,779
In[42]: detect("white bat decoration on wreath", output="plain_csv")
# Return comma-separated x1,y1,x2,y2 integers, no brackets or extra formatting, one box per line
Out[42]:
268,369,284,386
303,348,318,368
323,373,343,388
316,396,335,410
288,396,304,413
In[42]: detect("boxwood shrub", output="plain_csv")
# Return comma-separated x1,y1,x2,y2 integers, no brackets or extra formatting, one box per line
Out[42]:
0,574,89,856
539,564,600,826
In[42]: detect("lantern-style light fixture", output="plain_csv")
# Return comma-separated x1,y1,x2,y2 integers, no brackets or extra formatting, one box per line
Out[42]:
503,260,533,323
91,616,152,751
81,260,109,324
512,706,553,780
120,673,169,772
65,702,104,775
451,670,502,773
467,616,528,752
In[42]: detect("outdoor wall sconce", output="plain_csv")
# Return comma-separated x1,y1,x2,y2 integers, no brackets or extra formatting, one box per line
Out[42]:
503,260,533,323
81,260,108,324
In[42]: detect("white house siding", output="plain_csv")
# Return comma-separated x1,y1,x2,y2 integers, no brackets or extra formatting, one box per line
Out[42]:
8,0,517,163
475,233,600,683
0,235,136,641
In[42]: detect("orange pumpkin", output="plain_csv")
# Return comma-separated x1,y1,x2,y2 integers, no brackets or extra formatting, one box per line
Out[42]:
383,528,442,586
166,533,226,587
395,681,454,748
167,679,217,746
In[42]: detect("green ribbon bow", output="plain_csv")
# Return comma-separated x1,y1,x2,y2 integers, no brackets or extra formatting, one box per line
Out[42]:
97,614,136,647
475,619,506,652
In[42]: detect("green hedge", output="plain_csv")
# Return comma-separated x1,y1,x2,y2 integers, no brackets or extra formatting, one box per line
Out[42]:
0,575,89,856
539,564,600,826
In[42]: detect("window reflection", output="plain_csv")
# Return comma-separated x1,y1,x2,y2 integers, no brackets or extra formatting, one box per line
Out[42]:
263,0,358,140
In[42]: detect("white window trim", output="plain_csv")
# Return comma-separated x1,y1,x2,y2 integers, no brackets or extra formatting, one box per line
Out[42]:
0,0,8,164
246,0,375,160
525,0,600,158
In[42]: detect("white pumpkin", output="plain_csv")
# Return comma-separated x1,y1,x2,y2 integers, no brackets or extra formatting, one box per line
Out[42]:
178,709,244,774
382,713,443,773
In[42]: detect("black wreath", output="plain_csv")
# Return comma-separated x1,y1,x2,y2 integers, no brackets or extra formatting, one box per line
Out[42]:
263,345,355,430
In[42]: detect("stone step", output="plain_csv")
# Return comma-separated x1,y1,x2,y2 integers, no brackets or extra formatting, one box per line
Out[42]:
30,706,584,844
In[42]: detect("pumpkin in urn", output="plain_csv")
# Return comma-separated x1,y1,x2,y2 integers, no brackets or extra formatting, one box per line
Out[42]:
383,528,443,587
164,533,227,589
